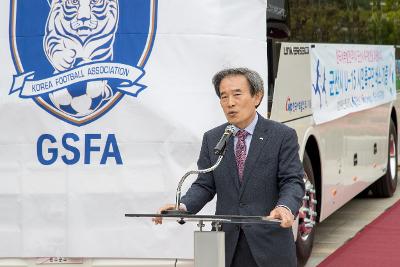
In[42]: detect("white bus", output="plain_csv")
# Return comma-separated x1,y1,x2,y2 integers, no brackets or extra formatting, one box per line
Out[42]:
268,0,399,265
1,1,399,267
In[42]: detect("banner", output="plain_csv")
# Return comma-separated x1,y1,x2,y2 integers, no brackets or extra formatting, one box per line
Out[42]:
0,0,268,257
10,63,144,98
311,44,396,124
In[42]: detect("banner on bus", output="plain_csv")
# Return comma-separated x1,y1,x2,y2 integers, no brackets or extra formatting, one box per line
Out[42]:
311,44,396,124
0,0,267,257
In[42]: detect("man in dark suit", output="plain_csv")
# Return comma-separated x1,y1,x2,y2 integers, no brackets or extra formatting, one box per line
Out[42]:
154,68,305,267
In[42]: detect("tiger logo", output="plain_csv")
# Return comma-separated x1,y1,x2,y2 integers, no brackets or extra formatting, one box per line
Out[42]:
43,0,119,117
10,0,157,126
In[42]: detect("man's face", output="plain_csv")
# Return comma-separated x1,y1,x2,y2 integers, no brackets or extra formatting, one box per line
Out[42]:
219,75,262,129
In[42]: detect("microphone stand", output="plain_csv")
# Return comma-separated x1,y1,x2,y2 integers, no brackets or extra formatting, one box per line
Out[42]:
162,125,235,215
166,155,225,214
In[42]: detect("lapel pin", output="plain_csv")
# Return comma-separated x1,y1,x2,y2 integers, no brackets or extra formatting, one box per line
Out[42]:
259,137,264,140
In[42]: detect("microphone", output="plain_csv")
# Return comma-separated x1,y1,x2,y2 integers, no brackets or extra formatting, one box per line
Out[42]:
214,125,235,155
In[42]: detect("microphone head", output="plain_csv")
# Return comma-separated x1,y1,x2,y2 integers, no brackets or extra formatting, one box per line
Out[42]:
225,124,235,135
214,124,236,155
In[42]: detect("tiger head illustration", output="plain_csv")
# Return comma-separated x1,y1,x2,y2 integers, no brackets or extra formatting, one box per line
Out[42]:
43,0,119,118
44,0,119,71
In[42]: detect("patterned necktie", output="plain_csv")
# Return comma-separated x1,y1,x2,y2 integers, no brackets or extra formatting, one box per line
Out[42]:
235,129,249,183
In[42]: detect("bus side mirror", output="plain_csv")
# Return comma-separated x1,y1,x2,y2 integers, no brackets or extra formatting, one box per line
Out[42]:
267,0,290,39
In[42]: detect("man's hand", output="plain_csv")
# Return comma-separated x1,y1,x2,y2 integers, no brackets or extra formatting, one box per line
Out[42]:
267,206,294,228
152,204,187,225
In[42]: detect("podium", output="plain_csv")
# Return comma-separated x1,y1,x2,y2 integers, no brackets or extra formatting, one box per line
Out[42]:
125,125,280,266
125,213,280,267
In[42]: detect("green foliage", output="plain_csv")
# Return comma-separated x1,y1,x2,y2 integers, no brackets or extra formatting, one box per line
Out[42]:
289,0,400,45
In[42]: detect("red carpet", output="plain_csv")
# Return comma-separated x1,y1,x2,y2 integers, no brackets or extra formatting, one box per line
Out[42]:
318,199,400,267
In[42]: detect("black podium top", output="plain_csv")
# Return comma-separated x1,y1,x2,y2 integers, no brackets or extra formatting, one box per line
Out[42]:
125,213,281,224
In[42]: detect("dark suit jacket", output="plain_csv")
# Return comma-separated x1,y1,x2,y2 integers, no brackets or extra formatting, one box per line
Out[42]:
181,114,305,267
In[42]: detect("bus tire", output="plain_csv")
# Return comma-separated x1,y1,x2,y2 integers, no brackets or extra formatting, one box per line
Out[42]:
296,151,317,266
371,119,398,197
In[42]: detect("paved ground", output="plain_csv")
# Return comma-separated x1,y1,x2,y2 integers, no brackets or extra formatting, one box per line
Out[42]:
305,182,400,267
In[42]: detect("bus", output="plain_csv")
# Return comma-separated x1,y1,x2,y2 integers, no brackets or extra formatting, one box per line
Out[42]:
268,0,399,265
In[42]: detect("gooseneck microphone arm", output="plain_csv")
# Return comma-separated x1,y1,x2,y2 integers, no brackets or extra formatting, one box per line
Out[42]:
164,125,236,214
174,155,224,211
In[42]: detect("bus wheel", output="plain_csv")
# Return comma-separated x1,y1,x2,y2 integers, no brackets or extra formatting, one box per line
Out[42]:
296,152,317,266
371,120,398,197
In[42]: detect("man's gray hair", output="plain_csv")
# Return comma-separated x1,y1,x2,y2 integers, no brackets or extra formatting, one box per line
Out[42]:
212,67,265,99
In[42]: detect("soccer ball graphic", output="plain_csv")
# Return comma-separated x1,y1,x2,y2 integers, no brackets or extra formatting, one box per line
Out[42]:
49,80,113,118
